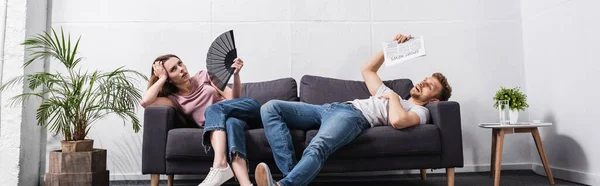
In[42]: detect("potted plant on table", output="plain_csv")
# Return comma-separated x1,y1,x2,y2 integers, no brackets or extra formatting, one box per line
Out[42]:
0,28,146,185
493,86,529,124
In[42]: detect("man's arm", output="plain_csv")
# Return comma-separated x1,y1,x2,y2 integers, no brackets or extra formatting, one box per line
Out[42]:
361,33,412,96
380,92,421,129
361,51,385,96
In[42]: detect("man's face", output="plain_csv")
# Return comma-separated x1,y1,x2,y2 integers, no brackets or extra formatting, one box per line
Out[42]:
410,76,442,103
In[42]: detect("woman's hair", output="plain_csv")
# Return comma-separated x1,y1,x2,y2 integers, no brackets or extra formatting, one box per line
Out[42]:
147,54,180,97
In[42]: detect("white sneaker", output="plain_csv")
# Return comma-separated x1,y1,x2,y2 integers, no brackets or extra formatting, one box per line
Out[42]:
198,164,234,186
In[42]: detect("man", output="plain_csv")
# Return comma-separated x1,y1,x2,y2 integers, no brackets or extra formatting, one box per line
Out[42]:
255,33,453,186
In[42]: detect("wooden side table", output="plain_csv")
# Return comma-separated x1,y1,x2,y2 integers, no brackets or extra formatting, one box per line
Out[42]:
478,123,555,186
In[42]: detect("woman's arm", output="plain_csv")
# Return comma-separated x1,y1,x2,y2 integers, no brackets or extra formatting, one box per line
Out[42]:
216,58,244,100
141,61,170,108
141,76,168,107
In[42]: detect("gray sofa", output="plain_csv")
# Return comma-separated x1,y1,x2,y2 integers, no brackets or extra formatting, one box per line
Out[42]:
142,75,463,185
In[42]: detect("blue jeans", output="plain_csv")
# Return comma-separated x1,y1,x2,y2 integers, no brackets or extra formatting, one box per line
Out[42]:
260,100,371,186
202,97,261,163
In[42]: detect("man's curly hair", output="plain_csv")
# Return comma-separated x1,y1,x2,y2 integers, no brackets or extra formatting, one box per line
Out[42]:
432,72,452,101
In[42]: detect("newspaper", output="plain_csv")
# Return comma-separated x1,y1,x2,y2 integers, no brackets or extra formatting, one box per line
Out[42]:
382,36,426,66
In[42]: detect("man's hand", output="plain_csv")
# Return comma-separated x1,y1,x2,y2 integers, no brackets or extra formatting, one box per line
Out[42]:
378,92,399,100
393,33,412,44
361,33,413,96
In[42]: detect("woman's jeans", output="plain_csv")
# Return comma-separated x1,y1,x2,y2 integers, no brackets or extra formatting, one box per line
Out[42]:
202,97,261,164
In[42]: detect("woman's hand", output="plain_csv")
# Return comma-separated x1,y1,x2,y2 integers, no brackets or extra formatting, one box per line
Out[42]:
153,61,168,79
232,58,244,75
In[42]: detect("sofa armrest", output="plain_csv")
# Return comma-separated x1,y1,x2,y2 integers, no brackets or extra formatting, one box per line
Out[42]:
425,101,463,168
141,106,176,174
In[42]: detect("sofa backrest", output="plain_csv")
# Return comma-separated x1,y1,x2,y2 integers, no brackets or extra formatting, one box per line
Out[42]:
299,75,414,105
237,78,299,105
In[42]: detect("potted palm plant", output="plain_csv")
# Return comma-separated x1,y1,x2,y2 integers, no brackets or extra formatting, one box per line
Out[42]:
0,28,145,185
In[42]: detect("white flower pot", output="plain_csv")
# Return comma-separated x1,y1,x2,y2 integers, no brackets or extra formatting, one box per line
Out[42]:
509,110,519,124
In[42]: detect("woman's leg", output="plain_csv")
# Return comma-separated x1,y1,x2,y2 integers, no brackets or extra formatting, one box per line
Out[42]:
203,97,259,157
209,130,228,169
226,117,252,186
231,155,251,186
202,98,260,186
199,128,234,186
200,103,237,186
204,97,262,128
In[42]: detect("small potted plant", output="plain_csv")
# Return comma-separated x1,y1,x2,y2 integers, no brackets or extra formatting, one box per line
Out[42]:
0,28,146,185
493,86,529,124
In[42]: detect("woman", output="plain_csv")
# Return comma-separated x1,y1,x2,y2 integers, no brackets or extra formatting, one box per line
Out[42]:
142,54,260,186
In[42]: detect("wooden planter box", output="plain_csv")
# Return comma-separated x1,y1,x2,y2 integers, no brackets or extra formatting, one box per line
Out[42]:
45,149,109,186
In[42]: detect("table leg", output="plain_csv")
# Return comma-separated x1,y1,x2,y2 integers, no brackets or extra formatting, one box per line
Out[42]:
532,128,555,184
446,168,455,186
168,174,174,186
494,129,505,186
151,174,159,186
490,128,498,177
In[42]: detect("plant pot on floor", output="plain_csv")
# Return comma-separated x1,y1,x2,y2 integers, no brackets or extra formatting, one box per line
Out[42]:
45,140,109,186
61,139,94,152
0,28,143,186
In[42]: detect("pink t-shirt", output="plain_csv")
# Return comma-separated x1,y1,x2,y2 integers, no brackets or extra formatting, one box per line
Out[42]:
168,70,226,127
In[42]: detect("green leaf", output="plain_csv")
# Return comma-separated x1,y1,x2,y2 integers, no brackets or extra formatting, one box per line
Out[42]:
4,27,146,141
492,86,529,111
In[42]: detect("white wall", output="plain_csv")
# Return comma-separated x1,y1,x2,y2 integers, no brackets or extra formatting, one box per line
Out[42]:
0,0,24,185
1,0,46,185
48,0,529,180
521,0,600,185
21,0,47,185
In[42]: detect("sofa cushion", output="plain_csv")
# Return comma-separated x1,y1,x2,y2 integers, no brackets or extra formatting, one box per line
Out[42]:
166,128,305,161
229,78,299,105
305,124,441,159
299,75,413,105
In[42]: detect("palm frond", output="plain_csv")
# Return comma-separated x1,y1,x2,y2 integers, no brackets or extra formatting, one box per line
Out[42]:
70,36,82,67
7,27,145,141
8,92,46,107
37,97,67,130
26,72,58,90
0,75,26,91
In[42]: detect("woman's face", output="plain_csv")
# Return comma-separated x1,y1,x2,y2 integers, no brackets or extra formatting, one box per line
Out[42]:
162,57,190,85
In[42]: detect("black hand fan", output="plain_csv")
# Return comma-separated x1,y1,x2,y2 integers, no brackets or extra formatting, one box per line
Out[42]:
206,30,237,91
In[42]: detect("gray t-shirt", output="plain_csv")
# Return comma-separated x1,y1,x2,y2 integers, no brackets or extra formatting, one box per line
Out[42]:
349,85,430,127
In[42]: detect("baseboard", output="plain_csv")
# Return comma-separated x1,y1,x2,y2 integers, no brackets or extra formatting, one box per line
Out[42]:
532,163,599,186
106,163,532,181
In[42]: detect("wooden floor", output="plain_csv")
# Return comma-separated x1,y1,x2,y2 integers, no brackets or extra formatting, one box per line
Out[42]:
112,170,584,186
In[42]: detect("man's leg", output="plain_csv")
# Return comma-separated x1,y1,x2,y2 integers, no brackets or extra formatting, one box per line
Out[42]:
278,104,370,186
260,100,323,175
